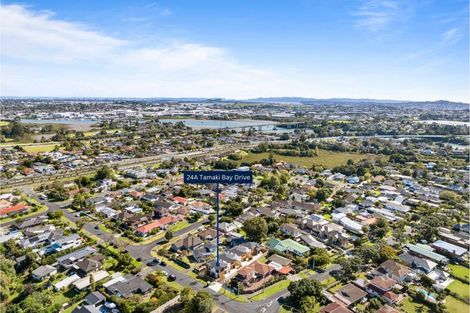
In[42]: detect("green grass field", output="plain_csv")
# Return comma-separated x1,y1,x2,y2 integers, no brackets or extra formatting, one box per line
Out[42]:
238,149,384,168
0,121,10,126
250,280,291,301
168,220,191,232
23,144,58,153
447,280,470,299
449,264,470,283
399,296,431,313
446,296,470,313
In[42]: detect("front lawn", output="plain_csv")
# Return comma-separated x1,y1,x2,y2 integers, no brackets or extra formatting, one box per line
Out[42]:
447,280,470,299
250,280,291,301
168,220,191,232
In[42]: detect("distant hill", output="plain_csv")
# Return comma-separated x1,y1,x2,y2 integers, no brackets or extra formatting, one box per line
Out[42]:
243,97,469,108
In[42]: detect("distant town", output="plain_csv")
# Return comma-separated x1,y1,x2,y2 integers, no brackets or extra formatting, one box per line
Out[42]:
0,98,469,313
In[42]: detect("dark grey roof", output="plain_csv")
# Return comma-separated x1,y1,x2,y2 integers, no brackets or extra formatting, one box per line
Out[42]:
57,246,96,265
85,291,106,305
32,265,56,277
107,276,152,298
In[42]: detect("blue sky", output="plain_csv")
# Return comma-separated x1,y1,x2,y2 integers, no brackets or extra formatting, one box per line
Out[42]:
1,0,468,101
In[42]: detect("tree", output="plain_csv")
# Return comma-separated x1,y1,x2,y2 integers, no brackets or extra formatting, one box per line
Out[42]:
184,291,213,313
165,230,173,241
243,217,268,243
370,218,389,239
315,188,332,202
299,296,318,313
336,257,361,281
95,165,113,181
310,248,331,267
288,279,324,306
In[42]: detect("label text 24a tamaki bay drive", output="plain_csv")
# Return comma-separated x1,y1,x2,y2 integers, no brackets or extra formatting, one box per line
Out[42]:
183,171,253,184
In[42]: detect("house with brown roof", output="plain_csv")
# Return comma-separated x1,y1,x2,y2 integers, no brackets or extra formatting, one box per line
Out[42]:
233,261,273,291
320,302,353,313
171,235,203,251
365,276,399,304
197,228,217,241
376,260,411,282
333,283,367,306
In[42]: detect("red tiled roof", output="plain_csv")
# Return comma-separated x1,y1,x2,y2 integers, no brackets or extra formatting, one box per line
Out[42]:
0,204,28,216
136,215,179,234
383,291,398,302
172,196,188,204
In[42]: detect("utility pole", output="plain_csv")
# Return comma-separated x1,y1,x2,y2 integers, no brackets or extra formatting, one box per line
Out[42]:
215,182,220,278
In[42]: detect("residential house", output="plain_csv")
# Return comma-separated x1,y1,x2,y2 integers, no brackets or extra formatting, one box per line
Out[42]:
74,258,101,277
189,201,213,214
431,240,467,259
106,276,153,298
365,276,398,304
193,243,217,263
32,265,57,281
399,253,437,274
267,254,293,275
333,283,367,306
280,223,302,238
153,201,173,218
233,262,273,291
315,223,351,249
300,234,326,249
207,259,230,279
267,238,310,256
53,274,81,291
73,270,109,291
172,235,203,252
84,291,106,306
197,228,217,241
376,260,411,282
136,215,179,236
57,246,96,268
0,203,28,217
320,302,353,313
405,243,449,264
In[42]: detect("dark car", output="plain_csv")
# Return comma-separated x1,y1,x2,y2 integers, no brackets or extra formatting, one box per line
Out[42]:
160,261,167,266
147,259,160,266
136,257,142,262
168,274,176,281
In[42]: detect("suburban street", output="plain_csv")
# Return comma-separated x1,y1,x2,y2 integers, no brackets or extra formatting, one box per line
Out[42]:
8,186,288,313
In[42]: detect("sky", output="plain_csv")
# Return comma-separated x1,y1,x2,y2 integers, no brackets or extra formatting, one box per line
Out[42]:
0,0,468,102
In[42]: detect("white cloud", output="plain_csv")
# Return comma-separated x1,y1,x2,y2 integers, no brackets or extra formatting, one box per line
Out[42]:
442,27,461,44
0,4,292,98
353,0,401,32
